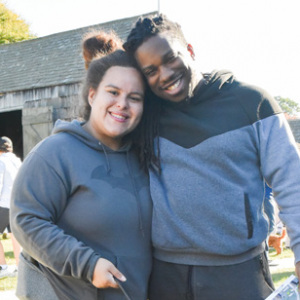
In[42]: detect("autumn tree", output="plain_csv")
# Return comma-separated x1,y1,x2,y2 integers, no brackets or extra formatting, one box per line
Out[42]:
0,1,35,44
275,96,300,117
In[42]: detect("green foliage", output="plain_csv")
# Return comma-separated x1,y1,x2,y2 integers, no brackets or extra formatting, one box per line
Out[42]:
275,96,300,116
0,1,36,44
269,248,295,288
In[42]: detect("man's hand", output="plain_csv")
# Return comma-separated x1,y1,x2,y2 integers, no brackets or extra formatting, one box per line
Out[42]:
92,258,126,289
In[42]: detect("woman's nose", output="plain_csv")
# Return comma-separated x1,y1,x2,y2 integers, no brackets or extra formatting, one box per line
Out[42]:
116,95,128,109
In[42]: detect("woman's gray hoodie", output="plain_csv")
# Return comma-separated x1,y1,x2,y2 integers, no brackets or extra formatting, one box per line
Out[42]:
10,120,152,300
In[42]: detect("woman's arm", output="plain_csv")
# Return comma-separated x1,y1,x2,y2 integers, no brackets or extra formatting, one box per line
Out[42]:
10,151,99,282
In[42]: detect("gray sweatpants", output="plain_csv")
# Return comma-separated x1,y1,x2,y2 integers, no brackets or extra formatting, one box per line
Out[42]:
149,253,275,300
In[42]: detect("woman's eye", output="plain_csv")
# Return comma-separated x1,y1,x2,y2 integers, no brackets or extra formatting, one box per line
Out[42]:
130,96,143,102
109,90,118,96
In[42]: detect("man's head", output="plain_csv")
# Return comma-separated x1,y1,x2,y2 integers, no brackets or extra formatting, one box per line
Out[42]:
0,136,13,153
124,14,200,103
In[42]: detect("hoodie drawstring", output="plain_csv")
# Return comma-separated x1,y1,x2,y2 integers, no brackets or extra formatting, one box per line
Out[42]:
99,142,111,174
126,151,145,237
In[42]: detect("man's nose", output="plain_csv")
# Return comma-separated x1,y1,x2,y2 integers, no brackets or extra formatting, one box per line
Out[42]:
159,65,173,83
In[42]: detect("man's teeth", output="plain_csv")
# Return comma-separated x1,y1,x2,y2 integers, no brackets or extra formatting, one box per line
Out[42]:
111,113,126,120
166,79,180,91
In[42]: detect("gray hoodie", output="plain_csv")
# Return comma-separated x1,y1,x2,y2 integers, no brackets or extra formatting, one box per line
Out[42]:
150,70,300,266
11,120,152,300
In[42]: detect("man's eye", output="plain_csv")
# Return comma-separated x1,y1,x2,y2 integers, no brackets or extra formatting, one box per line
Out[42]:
167,54,176,62
144,69,156,77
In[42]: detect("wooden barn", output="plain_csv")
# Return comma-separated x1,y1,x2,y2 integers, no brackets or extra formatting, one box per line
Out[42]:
0,12,155,159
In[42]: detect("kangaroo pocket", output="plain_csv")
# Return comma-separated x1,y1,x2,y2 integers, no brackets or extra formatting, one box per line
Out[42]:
101,254,152,300
153,190,258,255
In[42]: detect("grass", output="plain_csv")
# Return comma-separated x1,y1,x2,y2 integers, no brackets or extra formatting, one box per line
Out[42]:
0,235,18,291
0,236,296,291
269,247,295,288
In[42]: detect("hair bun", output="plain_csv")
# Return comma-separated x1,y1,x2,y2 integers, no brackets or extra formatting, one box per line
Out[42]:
82,31,123,69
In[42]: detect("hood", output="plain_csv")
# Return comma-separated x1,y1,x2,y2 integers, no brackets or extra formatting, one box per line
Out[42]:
194,69,235,102
160,70,235,109
52,119,131,153
51,119,132,176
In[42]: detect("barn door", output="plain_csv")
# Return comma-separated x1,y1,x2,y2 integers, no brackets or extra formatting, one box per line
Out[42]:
22,106,53,157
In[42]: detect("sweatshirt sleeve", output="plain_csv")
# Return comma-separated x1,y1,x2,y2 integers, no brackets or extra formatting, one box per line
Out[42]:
255,112,300,263
10,151,100,283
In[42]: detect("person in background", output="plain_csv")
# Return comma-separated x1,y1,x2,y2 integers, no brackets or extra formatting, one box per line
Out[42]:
123,14,300,300
10,31,152,300
0,136,22,279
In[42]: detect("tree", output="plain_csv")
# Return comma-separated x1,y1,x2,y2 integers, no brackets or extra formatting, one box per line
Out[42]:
275,96,300,117
0,1,35,44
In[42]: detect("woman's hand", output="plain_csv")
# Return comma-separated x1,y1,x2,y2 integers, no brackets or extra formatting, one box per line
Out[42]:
92,258,126,289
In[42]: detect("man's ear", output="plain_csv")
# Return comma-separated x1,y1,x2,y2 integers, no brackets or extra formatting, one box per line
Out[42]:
88,88,96,106
187,44,195,60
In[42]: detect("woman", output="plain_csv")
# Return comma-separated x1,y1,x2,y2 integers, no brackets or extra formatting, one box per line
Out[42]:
10,31,152,300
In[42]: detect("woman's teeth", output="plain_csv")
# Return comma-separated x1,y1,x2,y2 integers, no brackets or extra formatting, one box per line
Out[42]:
111,113,126,120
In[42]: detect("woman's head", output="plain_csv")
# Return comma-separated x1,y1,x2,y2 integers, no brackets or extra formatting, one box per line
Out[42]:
81,31,146,150
82,31,142,120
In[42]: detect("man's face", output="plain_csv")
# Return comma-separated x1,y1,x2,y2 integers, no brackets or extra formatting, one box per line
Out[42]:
134,34,195,103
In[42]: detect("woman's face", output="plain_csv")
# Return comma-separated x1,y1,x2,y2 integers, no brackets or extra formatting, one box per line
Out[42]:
86,66,144,150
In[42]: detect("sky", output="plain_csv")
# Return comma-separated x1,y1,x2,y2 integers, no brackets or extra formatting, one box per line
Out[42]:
3,0,300,104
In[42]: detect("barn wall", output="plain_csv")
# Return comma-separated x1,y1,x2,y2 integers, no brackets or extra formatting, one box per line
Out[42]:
1,83,82,157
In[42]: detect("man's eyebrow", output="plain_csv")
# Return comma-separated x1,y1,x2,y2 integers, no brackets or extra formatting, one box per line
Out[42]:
142,65,155,73
142,50,175,73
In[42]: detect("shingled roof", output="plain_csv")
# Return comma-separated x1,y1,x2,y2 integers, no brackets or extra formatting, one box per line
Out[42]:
0,12,156,94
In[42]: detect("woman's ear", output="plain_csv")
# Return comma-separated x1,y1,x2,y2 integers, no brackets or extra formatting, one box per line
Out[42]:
187,44,195,60
88,88,96,106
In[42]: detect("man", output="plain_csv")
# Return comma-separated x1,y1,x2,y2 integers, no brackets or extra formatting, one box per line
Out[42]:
0,136,22,278
123,14,300,299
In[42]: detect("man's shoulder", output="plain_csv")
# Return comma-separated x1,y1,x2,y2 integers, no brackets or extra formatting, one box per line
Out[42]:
228,80,282,121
